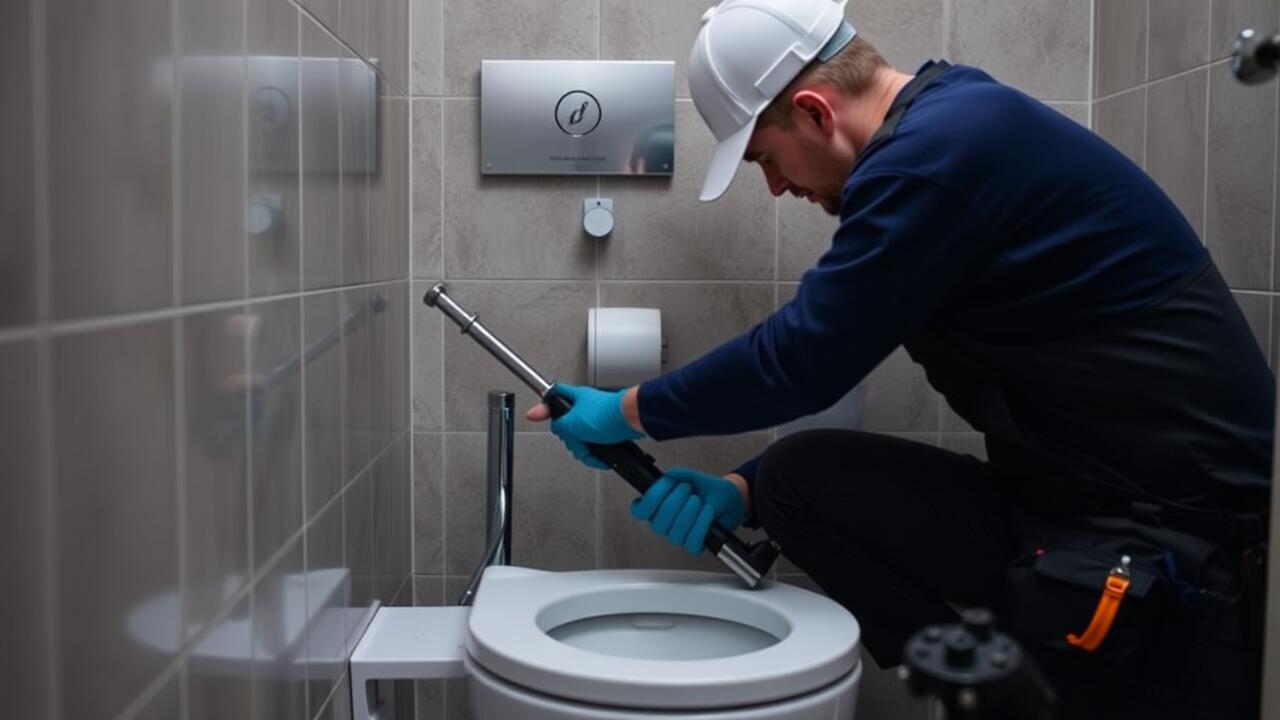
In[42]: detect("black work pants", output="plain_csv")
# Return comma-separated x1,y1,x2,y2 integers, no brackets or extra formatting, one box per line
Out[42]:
753,429,1263,720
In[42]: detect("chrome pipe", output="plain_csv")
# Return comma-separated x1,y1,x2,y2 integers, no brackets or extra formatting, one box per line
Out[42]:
424,283,554,397
486,391,515,567
458,390,517,607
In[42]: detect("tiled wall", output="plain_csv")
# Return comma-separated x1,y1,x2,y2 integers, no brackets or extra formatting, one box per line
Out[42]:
1093,0,1280,366
1,0,410,718
406,2,1095,719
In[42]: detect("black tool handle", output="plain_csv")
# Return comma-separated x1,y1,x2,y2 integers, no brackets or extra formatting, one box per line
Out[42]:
543,392,738,555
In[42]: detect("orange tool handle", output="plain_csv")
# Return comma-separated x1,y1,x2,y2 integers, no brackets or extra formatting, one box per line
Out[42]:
1066,572,1131,651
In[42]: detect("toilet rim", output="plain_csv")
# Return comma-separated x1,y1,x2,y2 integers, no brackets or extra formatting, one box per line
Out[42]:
464,567,861,711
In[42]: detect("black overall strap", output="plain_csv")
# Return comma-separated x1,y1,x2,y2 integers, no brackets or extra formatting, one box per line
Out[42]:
854,60,953,171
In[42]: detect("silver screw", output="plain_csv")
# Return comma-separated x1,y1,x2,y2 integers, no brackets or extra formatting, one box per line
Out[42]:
957,688,979,711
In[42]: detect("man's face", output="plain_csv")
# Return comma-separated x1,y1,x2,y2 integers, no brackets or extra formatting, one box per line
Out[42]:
743,120,849,216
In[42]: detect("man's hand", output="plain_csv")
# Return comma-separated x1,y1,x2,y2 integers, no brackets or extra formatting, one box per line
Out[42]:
526,384,645,469
630,468,748,555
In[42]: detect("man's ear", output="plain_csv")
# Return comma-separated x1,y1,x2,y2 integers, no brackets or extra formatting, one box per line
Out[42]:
790,89,837,136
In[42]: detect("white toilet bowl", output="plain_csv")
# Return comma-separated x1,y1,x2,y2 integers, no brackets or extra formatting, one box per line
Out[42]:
461,566,862,719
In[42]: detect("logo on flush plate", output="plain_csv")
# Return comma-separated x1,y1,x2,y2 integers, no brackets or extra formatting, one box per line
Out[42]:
555,91,602,137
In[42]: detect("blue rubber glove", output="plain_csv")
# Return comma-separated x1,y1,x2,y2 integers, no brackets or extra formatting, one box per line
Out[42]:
630,467,747,555
548,384,644,470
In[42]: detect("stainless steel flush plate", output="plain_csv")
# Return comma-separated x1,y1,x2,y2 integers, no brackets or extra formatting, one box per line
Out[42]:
481,60,675,176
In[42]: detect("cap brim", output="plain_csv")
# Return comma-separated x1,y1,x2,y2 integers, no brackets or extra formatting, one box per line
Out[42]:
698,118,757,202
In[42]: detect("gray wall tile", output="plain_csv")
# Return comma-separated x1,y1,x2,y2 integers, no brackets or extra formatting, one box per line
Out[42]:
599,433,771,571
369,287,396,457
443,0,598,96
600,102,776,281
414,575,445,605
1235,291,1272,362
412,0,445,96
1213,0,1279,60
371,95,410,282
370,0,410,93
862,347,941,432
414,433,445,573
303,0,340,37
306,292,344,515
444,433,597,574
1092,87,1147,168
316,674,354,720
373,436,413,602
0,341,48,719
416,678,446,720
779,195,837,281
949,0,1092,100
412,280,445,431
413,100,444,279
0,1,35,328
1146,69,1209,237
252,538,308,720
1208,63,1277,290
442,282,595,431
600,0,705,98
599,282,775,370
442,100,595,279
187,597,252,720
248,0,302,297
46,0,173,319
303,17,344,291
1148,0,1211,80
344,288,375,480
345,466,377,608
53,321,177,718
305,495,346,714
179,0,246,305
251,298,304,570
849,0,945,73
1094,0,1148,97
341,0,369,60
342,53,374,285
135,674,182,720
181,309,250,631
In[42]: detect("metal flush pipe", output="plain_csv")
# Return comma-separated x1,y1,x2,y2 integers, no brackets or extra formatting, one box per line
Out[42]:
457,391,516,606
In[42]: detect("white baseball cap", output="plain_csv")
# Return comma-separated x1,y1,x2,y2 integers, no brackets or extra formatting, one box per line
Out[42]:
689,0,855,201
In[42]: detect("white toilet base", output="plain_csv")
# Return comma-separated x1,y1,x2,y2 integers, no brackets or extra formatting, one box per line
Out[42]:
464,653,863,720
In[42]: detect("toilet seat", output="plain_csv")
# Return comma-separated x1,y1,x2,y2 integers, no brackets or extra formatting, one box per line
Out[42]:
465,567,861,711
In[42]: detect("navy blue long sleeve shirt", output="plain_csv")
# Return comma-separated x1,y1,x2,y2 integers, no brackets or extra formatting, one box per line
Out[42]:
636,63,1219,486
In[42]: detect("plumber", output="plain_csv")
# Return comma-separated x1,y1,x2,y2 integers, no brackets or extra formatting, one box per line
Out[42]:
528,1,1272,717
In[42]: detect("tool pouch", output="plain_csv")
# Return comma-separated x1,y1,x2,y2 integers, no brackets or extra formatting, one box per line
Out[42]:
1004,539,1170,675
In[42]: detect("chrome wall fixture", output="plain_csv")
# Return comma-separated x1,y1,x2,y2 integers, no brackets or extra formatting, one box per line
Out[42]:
480,60,675,176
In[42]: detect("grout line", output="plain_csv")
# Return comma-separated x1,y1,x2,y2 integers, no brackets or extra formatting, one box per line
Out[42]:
172,0,184,307
1087,0,1095,102
1202,62,1212,243
1272,76,1279,293
32,0,49,327
0,278,409,344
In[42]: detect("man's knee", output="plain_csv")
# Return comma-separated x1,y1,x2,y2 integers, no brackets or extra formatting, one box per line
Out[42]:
754,430,835,530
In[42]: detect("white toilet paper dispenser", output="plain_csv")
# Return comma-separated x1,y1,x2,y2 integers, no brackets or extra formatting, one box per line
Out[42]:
588,308,663,389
